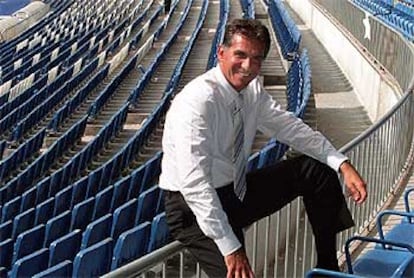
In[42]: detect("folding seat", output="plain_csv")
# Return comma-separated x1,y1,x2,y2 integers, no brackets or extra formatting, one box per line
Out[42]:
12,224,45,264
247,152,260,172
86,168,103,198
72,238,113,277
128,165,145,199
1,195,21,223
93,185,114,220
48,229,82,267
147,212,170,252
44,210,71,247
12,207,35,239
111,176,132,211
9,248,49,278
135,185,160,225
141,151,162,192
111,221,151,270
35,177,51,204
48,168,63,197
20,186,37,212
35,197,55,225
70,197,94,231
306,268,357,277
345,236,414,277
81,214,112,249
53,185,72,216
71,176,88,207
0,238,13,271
111,198,138,240
32,260,72,278
0,220,12,242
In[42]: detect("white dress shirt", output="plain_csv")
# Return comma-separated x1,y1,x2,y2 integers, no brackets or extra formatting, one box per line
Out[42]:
159,66,348,256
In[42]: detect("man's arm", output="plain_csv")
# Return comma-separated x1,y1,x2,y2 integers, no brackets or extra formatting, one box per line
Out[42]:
225,248,255,278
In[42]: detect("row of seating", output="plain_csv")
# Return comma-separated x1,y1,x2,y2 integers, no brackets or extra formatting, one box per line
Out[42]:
353,0,414,41
0,128,45,182
1,211,169,277
0,0,73,63
307,187,414,277
268,0,301,60
0,115,88,206
206,0,228,70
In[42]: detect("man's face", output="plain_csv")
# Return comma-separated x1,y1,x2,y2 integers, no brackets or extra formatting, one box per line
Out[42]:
218,34,265,92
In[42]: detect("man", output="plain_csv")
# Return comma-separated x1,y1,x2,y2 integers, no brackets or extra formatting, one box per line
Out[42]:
159,18,367,277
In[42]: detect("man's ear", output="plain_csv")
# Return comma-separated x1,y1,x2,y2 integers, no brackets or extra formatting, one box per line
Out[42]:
217,45,224,62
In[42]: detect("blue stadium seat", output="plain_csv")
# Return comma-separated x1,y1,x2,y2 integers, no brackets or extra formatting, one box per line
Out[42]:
70,196,94,231
72,238,113,277
135,185,160,225
35,197,55,225
147,212,170,253
53,185,72,216
345,236,414,277
9,248,49,278
93,185,114,220
44,210,71,247
12,224,45,264
71,176,88,207
141,151,162,193
12,207,35,239
20,186,36,212
0,220,12,242
1,196,21,223
306,268,358,277
377,210,414,251
111,176,131,212
81,214,112,249
48,229,82,267
111,221,151,270
0,238,13,271
111,198,138,240
32,260,72,278
128,165,145,199
35,177,51,204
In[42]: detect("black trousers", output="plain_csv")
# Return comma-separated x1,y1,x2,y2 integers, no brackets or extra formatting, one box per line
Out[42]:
164,155,354,277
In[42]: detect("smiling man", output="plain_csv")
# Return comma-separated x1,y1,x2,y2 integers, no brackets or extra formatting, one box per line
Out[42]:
159,18,367,278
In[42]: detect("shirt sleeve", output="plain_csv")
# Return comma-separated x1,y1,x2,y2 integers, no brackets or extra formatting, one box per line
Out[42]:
170,88,242,256
256,84,348,171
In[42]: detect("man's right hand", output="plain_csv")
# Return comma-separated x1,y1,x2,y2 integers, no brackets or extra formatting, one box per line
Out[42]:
224,248,255,278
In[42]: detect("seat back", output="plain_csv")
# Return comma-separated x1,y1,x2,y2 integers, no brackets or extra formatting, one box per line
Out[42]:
73,238,113,277
81,214,112,249
48,229,82,267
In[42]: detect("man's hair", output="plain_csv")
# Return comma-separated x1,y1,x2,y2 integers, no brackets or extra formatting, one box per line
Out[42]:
222,18,271,58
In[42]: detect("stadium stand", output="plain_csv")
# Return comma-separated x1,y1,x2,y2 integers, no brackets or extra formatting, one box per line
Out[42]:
0,0,414,276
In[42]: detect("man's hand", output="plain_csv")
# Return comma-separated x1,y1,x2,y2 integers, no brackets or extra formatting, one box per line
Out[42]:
224,248,255,278
339,161,367,204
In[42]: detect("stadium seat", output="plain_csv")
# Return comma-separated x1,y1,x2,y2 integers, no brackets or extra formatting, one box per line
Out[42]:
92,185,114,220
9,248,49,278
128,164,145,199
34,197,55,225
72,238,113,277
345,236,414,277
20,186,36,212
44,210,71,247
0,220,12,242
111,221,152,270
135,185,160,224
12,207,35,239
147,212,170,253
111,176,131,211
1,196,21,223
71,176,89,207
70,196,94,231
81,214,112,249
53,185,73,216
12,224,45,264
48,229,82,267
111,198,138,240
32,260,72,278
0,238,13,271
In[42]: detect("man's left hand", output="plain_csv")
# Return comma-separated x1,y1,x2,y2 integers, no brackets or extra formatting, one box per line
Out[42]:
339,161,367,204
